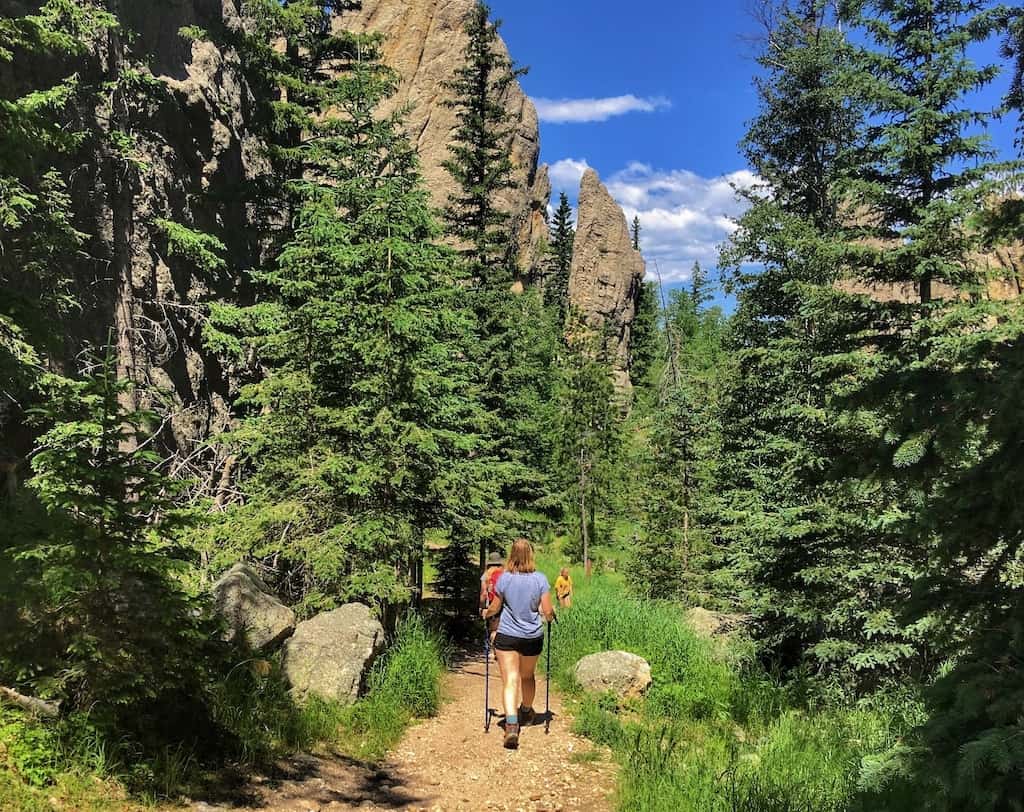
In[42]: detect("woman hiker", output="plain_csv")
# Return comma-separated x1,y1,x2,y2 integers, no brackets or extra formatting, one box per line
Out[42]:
481,538,556,749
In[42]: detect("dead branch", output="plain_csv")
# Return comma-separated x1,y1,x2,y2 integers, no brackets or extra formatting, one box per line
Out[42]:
0,686,61,718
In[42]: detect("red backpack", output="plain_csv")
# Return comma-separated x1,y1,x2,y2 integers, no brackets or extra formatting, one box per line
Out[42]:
484,566,503,606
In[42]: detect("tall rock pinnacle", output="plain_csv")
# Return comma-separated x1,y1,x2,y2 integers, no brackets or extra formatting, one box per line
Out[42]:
568,168,646,391
339,0,550,278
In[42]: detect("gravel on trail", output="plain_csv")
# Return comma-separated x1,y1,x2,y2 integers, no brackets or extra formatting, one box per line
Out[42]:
191,652,616,812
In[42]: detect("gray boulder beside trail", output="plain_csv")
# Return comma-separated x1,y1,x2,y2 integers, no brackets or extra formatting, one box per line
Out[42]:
282,603,385,705
212,563,296,653
574,650,652,700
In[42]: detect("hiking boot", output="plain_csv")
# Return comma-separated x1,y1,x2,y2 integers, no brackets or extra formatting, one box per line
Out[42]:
519,706,536,726
503,722,520,749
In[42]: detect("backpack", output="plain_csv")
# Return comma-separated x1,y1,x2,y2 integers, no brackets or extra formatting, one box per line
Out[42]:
484,566,503,607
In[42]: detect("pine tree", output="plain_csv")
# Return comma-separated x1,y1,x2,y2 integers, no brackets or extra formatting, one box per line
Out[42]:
630,281,660,387
544,191,575,324
0,347,206,731
200,16,496,614
441,1,557,551
717,1,924,684
441,0,526,287
555,326,619,572
631,216,641,252
0,1,114,413
833,0,1024,802
630,279,729,603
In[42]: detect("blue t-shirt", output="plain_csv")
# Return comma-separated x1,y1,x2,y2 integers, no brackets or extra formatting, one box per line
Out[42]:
495,571,550,639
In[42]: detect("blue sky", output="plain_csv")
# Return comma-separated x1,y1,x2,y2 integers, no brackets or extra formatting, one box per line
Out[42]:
489,0,1020,296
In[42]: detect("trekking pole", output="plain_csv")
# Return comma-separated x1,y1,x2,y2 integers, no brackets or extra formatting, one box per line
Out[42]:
484,618,491,733
545,618,553,734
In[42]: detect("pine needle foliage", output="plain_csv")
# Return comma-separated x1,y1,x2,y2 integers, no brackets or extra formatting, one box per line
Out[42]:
200,13,497,613
544,191,575,325
441,0,527,287
0,347,207,734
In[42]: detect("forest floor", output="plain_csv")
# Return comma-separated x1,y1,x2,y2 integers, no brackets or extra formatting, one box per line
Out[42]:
189,651,616,812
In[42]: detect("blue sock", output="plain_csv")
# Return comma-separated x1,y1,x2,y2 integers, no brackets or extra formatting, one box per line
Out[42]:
506,714,518,726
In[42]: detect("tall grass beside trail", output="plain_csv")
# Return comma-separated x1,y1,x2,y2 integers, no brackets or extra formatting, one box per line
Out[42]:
212,612,447,764
536,554,925,812
0,614,447,809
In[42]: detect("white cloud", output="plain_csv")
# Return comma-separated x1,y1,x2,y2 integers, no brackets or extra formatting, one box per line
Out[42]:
548,158,591,193
533,95,671,124
547,159,758,283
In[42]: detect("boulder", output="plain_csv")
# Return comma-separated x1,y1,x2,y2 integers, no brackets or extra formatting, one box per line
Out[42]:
282,604,385,705
573,651,652,700
684,607,747,639
212,563,296,652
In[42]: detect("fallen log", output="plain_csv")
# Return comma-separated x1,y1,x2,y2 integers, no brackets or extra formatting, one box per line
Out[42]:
0,686,61,718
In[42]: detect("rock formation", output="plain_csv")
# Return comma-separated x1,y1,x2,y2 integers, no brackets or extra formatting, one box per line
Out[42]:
282,604,386,705
339,0,550,279
212,563,296,652
567,169,646,390
573,651,652,701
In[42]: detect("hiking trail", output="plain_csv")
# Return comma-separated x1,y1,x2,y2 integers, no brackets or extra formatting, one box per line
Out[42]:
191,652,616,812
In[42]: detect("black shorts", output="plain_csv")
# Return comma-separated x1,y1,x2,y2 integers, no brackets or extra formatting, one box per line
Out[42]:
493,632,544,657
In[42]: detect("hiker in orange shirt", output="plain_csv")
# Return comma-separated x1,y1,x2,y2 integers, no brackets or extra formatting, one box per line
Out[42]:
554,567,573,608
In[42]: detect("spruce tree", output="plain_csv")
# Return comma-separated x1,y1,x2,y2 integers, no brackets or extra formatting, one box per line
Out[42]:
544,191,575,324
631,216,641,251
630,282,729,603
0,347,206,732
717,1,924,684
442,1,526,286
441,1,557,552
630,281,660,387
201,18,496,613
833,0,1024,801
555,327,619,571
0,1,113,412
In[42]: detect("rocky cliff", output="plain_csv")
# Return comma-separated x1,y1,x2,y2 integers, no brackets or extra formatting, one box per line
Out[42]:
38,0,270,469
568,169,646,391
338,0,550,279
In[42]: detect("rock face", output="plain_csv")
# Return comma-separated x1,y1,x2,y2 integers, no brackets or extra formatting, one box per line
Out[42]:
568,169,646,391
573,651,652,700
339,0,549,279
212,563,296,652
282,604,386,705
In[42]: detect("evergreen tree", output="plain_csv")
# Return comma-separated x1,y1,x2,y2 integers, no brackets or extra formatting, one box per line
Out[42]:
630,282,729,603
717,1,923,684
201,18,496,613
441,0,526,286
555,326,619,571
631,215,641,251
0,1,113,414
441,1,556,551
833,0,1024,802
630,281,660,387
544,191,575,324
0,347,206,733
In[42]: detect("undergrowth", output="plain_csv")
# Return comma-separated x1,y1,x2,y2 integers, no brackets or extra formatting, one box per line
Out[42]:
537,553,928,812
0,613,446,808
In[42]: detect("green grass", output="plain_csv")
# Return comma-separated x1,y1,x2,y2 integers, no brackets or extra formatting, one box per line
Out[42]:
0,613,447,807
535,553,925,812
211,612,446,764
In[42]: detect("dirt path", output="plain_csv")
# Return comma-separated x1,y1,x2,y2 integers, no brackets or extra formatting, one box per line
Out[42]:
193,653,616,812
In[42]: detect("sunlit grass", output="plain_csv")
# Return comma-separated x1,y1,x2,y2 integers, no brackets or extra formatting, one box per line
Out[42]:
534,548,925,812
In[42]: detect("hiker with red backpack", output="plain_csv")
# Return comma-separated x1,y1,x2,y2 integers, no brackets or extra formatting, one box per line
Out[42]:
480,550,505,652
481,538,556,749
